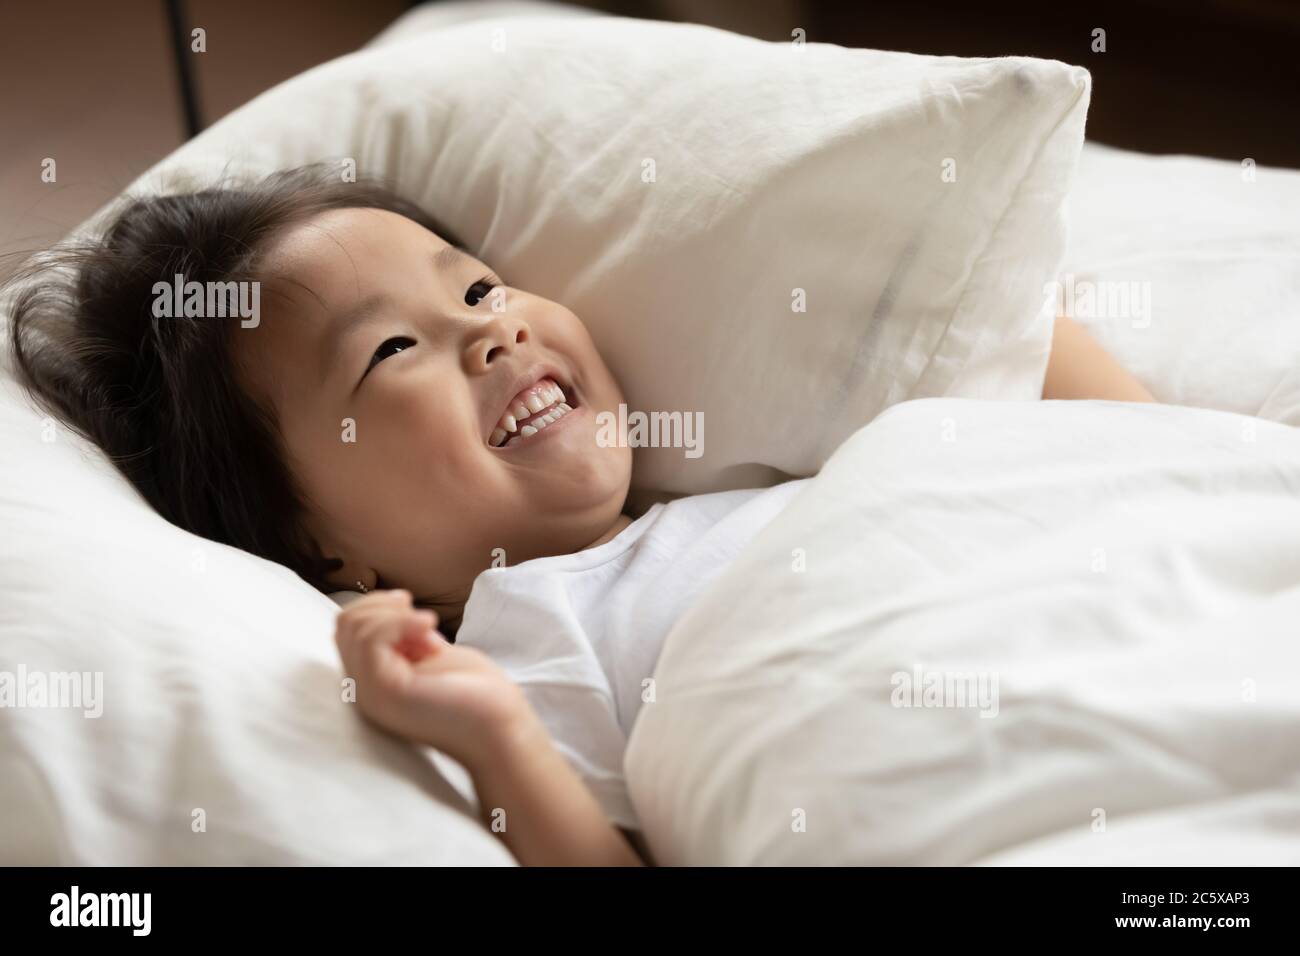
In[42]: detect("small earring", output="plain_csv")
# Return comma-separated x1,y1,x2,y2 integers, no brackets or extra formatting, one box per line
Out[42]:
355,580,370,594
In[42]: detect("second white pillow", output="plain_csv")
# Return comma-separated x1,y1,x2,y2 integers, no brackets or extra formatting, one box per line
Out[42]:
106,16,1090,493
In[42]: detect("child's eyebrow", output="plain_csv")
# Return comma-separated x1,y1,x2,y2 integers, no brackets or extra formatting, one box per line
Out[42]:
320,293,389,386
433,243,473,273
318,245,473,387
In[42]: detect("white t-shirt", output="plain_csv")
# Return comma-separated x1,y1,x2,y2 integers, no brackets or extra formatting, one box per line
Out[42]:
332,479,809,830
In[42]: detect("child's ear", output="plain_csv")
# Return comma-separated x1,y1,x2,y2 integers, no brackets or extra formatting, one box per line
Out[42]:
302,525,352,590
305,524,373,593
322,558,376,594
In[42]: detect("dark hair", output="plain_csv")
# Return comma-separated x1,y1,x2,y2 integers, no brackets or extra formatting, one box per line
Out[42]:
4,164,467,598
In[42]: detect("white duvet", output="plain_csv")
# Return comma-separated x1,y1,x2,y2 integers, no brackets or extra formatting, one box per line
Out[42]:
624,397,1300,865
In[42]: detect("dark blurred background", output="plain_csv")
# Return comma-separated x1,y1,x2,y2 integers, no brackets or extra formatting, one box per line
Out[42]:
3,0,1297,253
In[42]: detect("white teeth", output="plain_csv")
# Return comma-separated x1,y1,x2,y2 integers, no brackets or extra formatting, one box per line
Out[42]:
531,405,569,431
490,381,576,447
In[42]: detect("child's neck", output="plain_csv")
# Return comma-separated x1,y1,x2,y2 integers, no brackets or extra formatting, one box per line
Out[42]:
583,512,633,550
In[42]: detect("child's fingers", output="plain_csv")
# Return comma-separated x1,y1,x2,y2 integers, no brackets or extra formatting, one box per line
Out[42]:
361,588,412,610
334,597,443,688
344,588,412,617
395,610,441,662
336,601,418,661
336,590,420,637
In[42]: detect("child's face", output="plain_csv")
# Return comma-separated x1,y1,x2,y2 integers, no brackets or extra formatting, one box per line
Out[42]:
232,207,632,615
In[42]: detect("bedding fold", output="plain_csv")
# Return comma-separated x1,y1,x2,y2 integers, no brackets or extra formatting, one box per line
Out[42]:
625,397,1300,865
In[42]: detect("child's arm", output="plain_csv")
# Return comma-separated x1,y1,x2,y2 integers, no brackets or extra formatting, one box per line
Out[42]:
334,589,643,867
1042,315,1156,403
464,716,646,867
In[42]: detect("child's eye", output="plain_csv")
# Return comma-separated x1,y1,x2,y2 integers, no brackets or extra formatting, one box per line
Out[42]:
365,336,416,375
465,275,499,307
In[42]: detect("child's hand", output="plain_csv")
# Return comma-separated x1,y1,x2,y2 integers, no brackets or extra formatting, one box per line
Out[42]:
334,589,533,767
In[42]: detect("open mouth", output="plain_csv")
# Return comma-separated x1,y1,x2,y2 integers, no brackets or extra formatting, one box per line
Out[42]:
487,375,581,449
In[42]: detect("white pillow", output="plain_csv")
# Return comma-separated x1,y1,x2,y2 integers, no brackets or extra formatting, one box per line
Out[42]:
1061,142,1300,423
0,5,1089,862
0,376,514,864
93,14,1090,495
